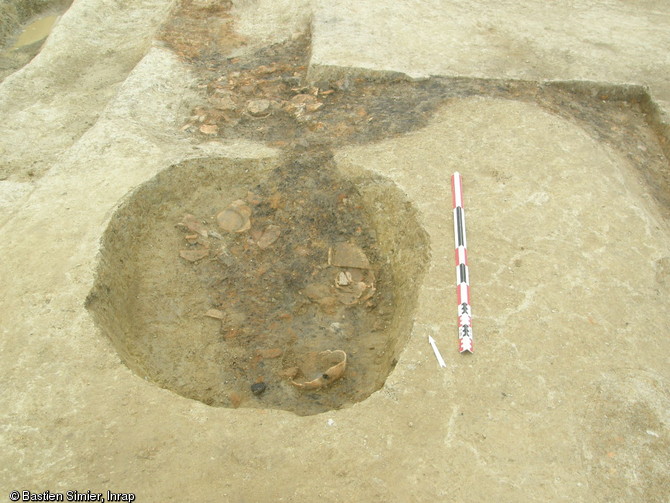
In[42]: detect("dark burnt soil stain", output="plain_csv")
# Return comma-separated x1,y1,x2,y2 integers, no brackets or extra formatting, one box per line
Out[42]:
176,152,396,414
158,0,669,215
174,32,447,149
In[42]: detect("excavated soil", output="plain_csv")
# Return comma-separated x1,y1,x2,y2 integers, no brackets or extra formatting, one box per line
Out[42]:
87,0,670,416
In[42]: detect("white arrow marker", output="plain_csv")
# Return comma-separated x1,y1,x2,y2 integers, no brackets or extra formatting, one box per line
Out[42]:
428,336,447,368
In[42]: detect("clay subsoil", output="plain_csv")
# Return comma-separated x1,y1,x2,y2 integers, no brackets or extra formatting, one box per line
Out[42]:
1,0,669,502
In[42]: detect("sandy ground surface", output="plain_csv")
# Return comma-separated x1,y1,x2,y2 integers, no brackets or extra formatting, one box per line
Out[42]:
1,0,669,502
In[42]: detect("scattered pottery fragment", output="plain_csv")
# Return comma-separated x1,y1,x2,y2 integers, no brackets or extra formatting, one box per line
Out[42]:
303,283,330,301
329,242,371,269
254,64,277,76
292,350,347,390
336,281,368,306
178,213,208,237
285,94,323,114
257,348,283,359
199,124,219,135
349,268,364,281
302,283,338,309
179,249,209,262
204,308,225,319
256,224,281,249
335,269,376,305
217,200,252,233
209,92,237,111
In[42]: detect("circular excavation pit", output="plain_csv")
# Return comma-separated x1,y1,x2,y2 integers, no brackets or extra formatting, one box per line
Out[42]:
87,153,429,415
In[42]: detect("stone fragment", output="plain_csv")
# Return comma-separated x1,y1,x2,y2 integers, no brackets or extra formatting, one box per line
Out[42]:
204,309,225,319
246,99,271,117
251,382,267,396
335,271,352,286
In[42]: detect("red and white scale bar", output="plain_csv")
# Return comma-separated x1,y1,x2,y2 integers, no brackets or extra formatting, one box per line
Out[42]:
452,172,473,353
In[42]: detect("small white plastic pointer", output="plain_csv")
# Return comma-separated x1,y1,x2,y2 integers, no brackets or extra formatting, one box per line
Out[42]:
428,335,447,368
